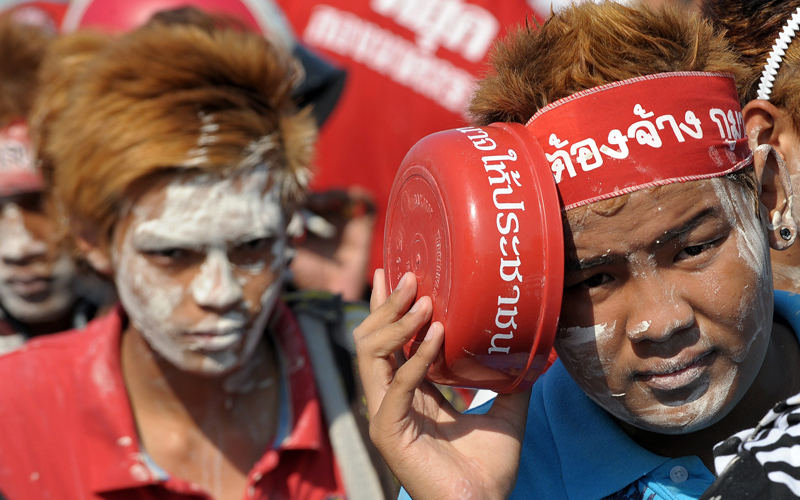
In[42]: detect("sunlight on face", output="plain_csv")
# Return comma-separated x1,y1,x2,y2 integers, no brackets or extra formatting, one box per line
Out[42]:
112,166,288,376
555,179,772,434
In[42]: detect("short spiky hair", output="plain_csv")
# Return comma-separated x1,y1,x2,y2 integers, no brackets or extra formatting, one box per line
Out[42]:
44,23,316,248
0,13,52,127
470,2,745,126
30,31,109,192
702,0,800,129
469,1,754,218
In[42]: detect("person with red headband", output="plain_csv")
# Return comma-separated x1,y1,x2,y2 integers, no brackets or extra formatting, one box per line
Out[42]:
0,13,107,354
354,2,800,500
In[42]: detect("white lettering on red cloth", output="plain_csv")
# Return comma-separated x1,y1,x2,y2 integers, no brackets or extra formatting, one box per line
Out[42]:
525,72,751,211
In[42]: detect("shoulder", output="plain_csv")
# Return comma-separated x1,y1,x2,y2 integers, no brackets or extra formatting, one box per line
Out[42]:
0,308,122,393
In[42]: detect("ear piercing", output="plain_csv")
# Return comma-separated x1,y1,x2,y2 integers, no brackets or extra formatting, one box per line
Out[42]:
781,227,793,241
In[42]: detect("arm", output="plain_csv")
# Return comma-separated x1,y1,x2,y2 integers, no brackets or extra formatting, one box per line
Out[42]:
353,270,531,500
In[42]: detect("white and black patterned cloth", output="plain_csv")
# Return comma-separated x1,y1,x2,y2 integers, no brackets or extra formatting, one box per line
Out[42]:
700,392,800,499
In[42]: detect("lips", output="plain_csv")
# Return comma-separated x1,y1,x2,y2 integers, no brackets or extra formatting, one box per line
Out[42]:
4,274,52,300
185,330,244,351
636,350,715,391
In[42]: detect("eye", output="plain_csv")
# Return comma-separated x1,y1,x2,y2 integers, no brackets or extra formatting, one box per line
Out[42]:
675,240,718,262
237,237,273,252
582,273,613,288
145,248,190,260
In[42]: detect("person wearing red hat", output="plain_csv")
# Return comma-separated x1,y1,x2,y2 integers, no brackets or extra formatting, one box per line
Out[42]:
0,12,106,354
0,18,385,500
353,2,800,500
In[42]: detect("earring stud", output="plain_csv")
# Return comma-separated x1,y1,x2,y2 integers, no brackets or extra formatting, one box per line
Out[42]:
781,227,793,241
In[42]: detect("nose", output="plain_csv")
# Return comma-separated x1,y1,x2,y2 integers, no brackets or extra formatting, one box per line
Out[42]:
190,249,243,311
0,204,47,264
626,272,695,343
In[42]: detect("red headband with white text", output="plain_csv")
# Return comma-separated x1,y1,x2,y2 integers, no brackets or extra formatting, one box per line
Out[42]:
525,72,751,211
0,121,44,197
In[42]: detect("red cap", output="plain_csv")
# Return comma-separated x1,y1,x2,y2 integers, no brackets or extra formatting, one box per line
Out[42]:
0,122,44,197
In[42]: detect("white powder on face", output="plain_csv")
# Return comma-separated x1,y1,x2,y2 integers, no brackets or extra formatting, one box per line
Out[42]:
616,366,738,434
711,178,770,278
0,204,47,261
190,249,243,308
628,321,651,336
113,166,288,375
605,179,772,433
558,321,616,346
0,203,78,322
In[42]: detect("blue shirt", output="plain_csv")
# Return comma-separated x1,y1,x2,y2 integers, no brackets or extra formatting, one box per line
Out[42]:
400,290,800,500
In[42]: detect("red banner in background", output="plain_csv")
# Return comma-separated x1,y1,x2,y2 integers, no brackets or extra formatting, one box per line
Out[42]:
275,0,544,275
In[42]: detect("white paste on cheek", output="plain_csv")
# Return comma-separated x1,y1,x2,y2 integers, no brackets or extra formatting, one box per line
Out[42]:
114,166,289,375
555,320,623,408
558,321,616,346
0,204,47,263
710,178,772,338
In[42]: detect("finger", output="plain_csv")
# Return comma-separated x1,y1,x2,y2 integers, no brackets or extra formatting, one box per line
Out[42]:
360,295,433,360
370,269,388,312
357,295,433,416
374,321,444,426
356,271,417,343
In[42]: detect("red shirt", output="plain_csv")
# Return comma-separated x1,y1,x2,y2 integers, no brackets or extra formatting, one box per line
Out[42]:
0,303,345,500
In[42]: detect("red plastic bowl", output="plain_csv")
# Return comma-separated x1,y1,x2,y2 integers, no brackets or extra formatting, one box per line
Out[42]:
384,122,564,393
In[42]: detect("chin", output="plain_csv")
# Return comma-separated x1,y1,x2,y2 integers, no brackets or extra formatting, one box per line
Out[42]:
2,293,77,324
173,350,244,377
612,392,738,435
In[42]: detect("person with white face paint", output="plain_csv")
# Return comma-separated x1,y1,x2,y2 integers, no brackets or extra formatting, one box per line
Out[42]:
0,14,104,355
0,20,357,500
353,3,800,500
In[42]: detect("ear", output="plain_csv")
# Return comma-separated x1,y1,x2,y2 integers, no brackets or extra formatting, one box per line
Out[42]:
74,227,113,276
754,144,798,250
743,99,797,158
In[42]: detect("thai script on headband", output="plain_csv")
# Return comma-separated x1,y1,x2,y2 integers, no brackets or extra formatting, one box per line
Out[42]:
542,104,745,184
0,124,33,173
457,126,524,356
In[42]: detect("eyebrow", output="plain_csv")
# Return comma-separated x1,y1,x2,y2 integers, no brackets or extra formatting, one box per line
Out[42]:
132,226,275,250
564,207,719,272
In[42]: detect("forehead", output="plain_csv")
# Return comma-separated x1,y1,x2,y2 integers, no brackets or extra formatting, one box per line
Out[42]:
564,180,739,253
126,167,286,246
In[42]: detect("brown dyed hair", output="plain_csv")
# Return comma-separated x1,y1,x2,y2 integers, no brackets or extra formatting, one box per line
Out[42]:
469,1,754,218
29,31,109,189
0,13,52,127
39,23,316,249
702,0,800,131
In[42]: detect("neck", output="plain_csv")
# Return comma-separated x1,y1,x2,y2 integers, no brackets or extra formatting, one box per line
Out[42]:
619,320,800,470
770,248,800,293
120,320,280,428
22,307,79,338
